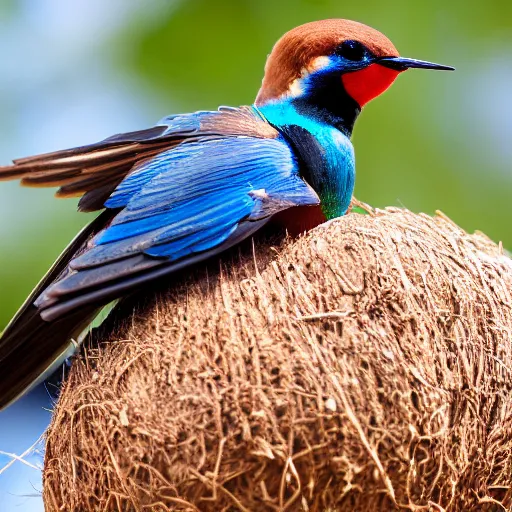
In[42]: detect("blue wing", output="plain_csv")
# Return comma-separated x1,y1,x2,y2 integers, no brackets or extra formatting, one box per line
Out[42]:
35,134,319,320
0,106,279,212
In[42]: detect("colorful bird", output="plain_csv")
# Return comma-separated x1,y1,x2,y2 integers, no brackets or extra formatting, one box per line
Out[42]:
0,19,453,408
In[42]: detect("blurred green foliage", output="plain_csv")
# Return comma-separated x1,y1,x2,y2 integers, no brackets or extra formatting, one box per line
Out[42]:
0,0,511,329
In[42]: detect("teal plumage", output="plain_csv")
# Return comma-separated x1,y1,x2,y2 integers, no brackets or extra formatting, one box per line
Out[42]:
257,101,355,219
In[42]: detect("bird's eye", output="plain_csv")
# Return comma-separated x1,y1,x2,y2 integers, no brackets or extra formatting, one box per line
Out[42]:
336,40,366,61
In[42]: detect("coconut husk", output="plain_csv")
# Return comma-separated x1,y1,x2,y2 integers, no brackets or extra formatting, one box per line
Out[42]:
43,206,512,511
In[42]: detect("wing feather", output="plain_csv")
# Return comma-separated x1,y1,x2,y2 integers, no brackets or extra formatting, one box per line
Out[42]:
33,135,319,318
0,106,278,210
39,219,269,322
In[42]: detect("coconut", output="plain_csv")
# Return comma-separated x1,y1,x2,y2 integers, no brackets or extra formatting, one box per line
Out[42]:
43,207,512,511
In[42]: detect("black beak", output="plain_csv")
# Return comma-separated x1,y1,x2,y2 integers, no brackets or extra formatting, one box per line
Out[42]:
378,56,455,71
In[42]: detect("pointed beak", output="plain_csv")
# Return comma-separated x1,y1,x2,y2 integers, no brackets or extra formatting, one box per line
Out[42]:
378,56,455,72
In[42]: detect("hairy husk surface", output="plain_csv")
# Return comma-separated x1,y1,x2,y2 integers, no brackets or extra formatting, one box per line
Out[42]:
43,207,512,511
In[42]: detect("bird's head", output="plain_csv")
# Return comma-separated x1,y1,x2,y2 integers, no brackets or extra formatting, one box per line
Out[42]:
255,19,453,112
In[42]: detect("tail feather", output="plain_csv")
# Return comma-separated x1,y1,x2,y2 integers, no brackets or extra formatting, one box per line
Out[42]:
0,305,99,409
0,211,114,409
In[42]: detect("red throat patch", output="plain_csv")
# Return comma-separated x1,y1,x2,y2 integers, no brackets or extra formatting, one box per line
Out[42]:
342,64,401,107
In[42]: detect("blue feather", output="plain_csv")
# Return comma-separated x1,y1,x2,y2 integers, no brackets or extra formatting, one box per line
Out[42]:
72,134,319,271
31,105,322,318
257,101,355,218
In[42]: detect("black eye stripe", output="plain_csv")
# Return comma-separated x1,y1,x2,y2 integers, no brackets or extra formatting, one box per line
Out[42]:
335,40,367,61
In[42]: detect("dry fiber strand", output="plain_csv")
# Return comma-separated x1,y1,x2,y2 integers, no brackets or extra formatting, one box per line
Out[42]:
44,207,512,511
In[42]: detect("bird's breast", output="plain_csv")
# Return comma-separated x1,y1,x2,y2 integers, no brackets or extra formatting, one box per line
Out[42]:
271,204,326,236
256,101,356,219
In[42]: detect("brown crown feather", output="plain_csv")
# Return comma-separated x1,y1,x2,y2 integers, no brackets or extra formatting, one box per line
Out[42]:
255,19,399,105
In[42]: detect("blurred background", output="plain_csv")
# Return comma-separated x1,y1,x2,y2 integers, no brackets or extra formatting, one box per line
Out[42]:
0,0,510,509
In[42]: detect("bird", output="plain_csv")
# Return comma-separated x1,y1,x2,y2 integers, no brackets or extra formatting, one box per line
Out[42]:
0,19,453,409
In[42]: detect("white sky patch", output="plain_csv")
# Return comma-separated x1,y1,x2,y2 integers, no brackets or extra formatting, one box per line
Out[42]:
443,53,512,179
468,59,512,172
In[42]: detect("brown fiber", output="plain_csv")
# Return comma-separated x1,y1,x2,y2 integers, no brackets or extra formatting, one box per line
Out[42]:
43,206,512,511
